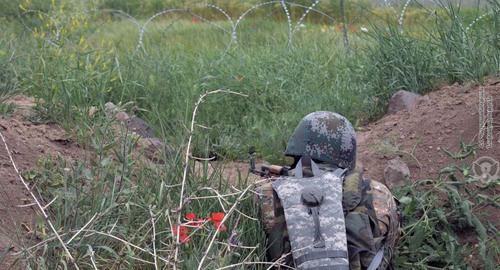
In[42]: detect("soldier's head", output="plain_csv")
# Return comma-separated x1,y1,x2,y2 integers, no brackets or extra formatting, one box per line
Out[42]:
285,111,356,171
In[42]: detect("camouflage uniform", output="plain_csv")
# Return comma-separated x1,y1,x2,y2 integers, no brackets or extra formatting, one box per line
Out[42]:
257,111,400,269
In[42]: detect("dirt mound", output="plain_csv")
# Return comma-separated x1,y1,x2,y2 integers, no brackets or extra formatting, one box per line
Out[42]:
358,79,499,184
0,96,84,268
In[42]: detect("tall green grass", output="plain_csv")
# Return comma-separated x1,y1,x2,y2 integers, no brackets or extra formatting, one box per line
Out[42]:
0,0,498,269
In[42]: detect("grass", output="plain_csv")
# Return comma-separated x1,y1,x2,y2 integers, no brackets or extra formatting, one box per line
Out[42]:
0,0,499,269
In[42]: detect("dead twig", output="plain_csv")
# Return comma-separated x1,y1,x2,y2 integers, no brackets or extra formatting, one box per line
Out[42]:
173,89,247,270
0,130,80,269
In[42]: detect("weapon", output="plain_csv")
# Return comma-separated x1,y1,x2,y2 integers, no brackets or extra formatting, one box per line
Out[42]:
249,155,290,177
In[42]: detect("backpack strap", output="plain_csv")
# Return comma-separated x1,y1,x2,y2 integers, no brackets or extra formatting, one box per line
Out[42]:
294,156,320,178
367,248,385,270
342,171,363,212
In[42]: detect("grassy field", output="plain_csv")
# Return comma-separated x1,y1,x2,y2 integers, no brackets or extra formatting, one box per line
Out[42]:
0,0,498,269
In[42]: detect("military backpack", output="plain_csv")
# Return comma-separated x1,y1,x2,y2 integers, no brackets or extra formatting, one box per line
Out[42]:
257,157,400,270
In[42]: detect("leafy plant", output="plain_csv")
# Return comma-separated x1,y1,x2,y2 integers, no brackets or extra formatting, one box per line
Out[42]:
394,141,499,269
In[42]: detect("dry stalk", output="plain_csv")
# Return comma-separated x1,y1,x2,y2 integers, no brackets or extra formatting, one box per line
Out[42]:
67,212,99,244
88,246,98,270
82,229,170,265
149,206,159,270
196,181,256,270
0,130,81,269
173,89,247,269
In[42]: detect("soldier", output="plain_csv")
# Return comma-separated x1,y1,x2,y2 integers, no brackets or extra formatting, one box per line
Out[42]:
257,111,400,270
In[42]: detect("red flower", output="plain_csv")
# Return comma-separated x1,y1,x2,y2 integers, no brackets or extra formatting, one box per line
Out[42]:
172,225,191,243
179,234,191,243
172,225,188,235
207,212,225,222
207,212,227,231
192,17,200,23
250,23,257,27
185,213,196,220
213,221,227,232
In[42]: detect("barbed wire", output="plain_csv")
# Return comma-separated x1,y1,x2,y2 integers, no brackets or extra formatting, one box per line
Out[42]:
18,1,497,56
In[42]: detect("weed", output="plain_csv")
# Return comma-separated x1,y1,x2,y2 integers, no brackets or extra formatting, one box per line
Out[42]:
393,141,499,269
370,133,423,168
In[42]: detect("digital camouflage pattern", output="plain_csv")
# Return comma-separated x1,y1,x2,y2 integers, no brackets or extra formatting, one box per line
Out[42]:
258,111,400,269
342,171,400,270
285,111,357,171
258,169,400,269
256,181,292,265
370,181,400,265
272,171,350,269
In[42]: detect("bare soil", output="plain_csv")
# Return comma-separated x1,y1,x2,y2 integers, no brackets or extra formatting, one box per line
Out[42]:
0,79,498,268
0,95,84,269
357,79,499,184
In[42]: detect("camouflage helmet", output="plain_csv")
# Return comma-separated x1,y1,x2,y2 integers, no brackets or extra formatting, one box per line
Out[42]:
285,111,356,170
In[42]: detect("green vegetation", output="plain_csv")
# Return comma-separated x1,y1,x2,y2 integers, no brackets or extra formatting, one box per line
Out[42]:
0,0,498,269
393,141,499,269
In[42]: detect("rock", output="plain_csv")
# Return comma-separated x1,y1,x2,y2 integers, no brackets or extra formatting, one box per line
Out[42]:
104,101,117,112
388,90,424,114
105,102,153,138
105,102,169,162
383,157,410,189
128,116,153,138
88,106,97,117
115,111,129,122
137,137,171,163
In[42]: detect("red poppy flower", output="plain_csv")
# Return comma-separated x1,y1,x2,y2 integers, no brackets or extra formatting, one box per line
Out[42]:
207,212,227,231
213,221,227,232
172,225,188,235
179,234,191,243
192,17,200,23
250,23,257,27
208,212,225,222
172,225,191,243
185,213,196,220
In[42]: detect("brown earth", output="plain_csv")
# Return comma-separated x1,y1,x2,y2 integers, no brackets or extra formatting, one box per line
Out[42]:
355,79,500,267
0,95,85,269
357,79,500,184
0,80,499,268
